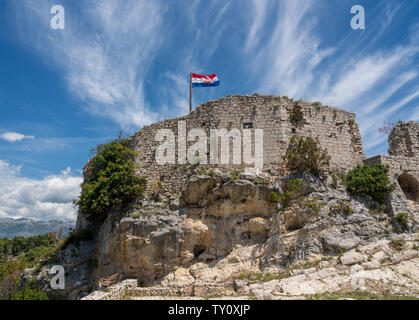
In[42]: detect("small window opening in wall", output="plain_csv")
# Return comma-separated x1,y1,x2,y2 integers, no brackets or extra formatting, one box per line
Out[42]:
243,122,253,129
273,106,279,115
292,128,296,133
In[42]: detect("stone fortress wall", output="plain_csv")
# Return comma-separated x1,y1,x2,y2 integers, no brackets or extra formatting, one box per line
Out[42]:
364,121,419,218
128,94,365,198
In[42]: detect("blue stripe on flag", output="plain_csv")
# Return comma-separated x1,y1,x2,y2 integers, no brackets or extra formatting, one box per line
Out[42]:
192,80,220,88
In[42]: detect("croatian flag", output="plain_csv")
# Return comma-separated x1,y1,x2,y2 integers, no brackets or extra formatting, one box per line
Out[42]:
191,73,220,87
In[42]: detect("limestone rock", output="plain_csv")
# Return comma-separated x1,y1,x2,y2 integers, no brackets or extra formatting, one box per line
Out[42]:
341,251,364,265
323,231,361,253
181,176,218,205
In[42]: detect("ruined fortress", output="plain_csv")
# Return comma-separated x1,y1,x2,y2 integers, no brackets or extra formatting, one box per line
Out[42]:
365,121,419,216
126,94,417,217
68,94,418,300
129,94,365,194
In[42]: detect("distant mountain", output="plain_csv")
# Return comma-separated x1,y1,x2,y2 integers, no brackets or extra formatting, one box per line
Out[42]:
0,218,75,238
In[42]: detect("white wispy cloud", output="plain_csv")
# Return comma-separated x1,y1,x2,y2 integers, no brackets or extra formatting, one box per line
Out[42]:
0,160,81,221
247,0,335,98
14,0,165,129
244,0,419,155
0,132,35,143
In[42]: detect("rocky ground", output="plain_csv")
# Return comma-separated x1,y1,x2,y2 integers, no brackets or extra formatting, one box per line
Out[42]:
30,169,418,300
83,235,418,300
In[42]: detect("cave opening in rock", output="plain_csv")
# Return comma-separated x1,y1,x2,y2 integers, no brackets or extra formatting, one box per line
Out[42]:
398,173,419,202
193,245,206,258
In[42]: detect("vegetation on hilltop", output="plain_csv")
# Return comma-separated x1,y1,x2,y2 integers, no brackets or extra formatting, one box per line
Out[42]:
346,164,394,203
284,136,330,177
75,136,146,224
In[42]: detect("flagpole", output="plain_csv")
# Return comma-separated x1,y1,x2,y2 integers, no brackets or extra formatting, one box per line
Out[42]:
189,72,192,113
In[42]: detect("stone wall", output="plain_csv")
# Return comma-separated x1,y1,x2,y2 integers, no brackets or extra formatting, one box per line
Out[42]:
129,94,365,198
364,121,419,223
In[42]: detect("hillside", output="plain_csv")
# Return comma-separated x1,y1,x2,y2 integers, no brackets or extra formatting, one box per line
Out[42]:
0,218,74,239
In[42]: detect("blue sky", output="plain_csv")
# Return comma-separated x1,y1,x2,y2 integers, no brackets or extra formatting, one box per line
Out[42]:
0,0,418,221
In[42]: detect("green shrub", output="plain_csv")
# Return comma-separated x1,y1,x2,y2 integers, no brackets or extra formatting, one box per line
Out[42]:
395,212,409,227
271,192,279,203
11,279,49,300
330,200,354,216
284,136,330,176
301,196,322,216
346,165,394,203
76,137,146,223
279,192,291,209
285,178,306,192
389,238,405,251
0,235,58,300
231,169,242,181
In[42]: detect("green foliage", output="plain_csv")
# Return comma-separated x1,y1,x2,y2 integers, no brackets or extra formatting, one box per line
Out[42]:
395,212,409,227
314,102,322,108
286,178,306,192
76,137,146,223
284,136,330,176
0,234,55,264
231,169,242,181
301,196,323,216
236,270,291,284
289,104,305,127
0,234,57,300
330,200,354,216
346,165,394,203
271,192,279,203
279,192,291,209
11,279,49,300
307,291,418,300
389,238,405,251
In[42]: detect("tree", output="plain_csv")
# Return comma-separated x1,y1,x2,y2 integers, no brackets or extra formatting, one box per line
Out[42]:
76,137,146,223
346,164,394,203
284,136,330,176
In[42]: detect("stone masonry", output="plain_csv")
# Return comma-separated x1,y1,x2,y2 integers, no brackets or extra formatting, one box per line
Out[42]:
128,94,365,198
364,121,419,222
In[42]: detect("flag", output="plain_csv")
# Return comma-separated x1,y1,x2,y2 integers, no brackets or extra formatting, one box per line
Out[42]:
191,73,220,87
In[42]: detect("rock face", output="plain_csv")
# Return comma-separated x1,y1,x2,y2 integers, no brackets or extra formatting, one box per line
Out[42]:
94,177,278,286
33,96,418,300
72,169,416,299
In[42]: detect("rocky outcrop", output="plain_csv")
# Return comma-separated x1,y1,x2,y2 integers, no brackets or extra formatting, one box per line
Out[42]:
79,168,416,299
34,166,418,300
31,100,418,300
83,235,419,300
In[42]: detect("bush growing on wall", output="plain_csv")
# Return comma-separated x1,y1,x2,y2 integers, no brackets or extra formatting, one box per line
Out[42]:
346,164,394,203
76,137,146,223
284,136,330,177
